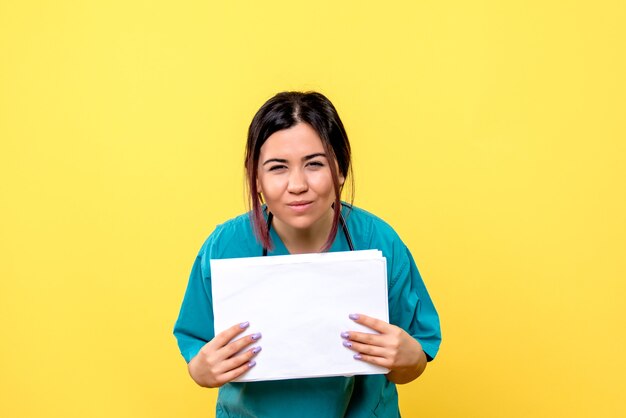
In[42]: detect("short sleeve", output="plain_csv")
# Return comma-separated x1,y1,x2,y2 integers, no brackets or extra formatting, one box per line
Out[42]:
387,243,442,361
173,245,215,363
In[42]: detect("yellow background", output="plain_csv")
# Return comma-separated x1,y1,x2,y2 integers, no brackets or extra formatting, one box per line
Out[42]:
1,1,625,417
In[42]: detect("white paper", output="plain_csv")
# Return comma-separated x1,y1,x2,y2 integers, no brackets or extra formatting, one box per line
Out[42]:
210,250,389,382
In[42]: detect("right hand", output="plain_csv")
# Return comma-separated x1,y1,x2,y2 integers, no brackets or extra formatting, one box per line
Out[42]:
188,322,262,388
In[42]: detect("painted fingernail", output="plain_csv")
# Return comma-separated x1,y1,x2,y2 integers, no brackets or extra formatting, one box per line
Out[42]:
248,360,256,368
343,341,352,348
239,321,250,329
354,354,362,360
252,346,262,354
251,332,262,341
340,331,350,339
349,313,360,320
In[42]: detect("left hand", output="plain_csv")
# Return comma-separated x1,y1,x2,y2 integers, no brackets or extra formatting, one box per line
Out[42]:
342,314,427,383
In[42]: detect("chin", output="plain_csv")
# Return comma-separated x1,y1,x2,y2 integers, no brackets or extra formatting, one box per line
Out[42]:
274,211,325,230
282,216,317,230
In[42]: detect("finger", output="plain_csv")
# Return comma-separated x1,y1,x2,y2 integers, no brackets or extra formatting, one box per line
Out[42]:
342,339,388,358
215,345,262,375
219,332,262,359
349,313,391,333
218,356,258,384
210,321,251,348
353,352,391,369
344,331,385,347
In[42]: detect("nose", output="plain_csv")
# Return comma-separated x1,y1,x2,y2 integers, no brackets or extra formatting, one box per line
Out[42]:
287,168,308,194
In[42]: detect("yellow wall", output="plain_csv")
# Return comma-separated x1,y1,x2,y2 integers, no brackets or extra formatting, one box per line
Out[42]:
1,1,624,417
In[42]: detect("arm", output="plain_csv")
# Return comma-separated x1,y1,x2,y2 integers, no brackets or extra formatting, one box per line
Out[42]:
343,240,441,384
387,349,427,384
187,322,262,388
174,244,262,387
342,314,428,385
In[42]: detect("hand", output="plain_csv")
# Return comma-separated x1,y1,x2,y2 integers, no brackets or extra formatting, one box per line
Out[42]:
188,321,262,388
342,314,427,384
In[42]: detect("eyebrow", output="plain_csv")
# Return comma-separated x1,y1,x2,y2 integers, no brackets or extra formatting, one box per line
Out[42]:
262,153,327,166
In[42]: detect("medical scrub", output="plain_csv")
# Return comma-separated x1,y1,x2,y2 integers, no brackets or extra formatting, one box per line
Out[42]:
174,204,441,418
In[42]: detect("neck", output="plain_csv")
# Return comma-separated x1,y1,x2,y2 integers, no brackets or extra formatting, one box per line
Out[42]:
271,208,334,254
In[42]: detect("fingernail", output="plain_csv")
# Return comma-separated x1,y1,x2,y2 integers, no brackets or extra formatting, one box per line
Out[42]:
340,331,350,339
343,341,352,348
251,332,262,341
239,321,250,329
248,360,256,368
252,346,262,354
354,354,362,360
349,313,360,320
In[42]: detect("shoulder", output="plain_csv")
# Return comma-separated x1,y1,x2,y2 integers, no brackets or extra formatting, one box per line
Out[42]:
198,211,261,261
344,204,413,288
343,204,403,249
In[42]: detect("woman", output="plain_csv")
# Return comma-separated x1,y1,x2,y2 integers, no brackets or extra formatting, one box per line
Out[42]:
174,91,441,417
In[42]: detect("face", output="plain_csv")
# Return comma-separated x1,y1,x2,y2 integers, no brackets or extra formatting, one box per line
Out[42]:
257,123,344,234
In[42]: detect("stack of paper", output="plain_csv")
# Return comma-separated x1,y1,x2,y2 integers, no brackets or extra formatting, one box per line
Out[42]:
210,250,389,382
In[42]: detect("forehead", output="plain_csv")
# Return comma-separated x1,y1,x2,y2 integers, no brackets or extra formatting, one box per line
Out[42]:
260,123,325,157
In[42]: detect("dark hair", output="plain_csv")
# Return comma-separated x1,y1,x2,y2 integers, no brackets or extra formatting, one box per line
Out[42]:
244,91,353,251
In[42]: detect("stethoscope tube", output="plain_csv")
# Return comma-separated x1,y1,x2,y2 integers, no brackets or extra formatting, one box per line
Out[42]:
262,204,355,256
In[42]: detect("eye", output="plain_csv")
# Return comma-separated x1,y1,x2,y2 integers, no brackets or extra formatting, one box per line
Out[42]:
268,164,287,172
307,160,325,168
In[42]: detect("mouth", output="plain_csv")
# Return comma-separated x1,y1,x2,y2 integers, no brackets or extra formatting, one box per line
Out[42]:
287,200,313,212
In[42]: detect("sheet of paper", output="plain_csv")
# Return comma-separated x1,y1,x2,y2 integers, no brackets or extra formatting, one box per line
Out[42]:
211,250,389,382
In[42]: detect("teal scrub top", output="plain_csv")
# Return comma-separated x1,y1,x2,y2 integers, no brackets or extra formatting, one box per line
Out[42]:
174,205,441,418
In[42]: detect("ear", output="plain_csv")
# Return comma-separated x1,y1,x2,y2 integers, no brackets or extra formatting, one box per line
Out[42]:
256,178,265,203
338,174,345,186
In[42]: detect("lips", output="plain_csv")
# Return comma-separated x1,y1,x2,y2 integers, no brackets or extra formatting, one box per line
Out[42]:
287,200,313,212
288,200,313,207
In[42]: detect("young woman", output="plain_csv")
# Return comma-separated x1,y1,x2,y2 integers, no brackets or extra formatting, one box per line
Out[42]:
174,91,441,417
